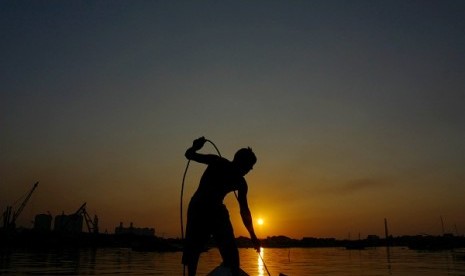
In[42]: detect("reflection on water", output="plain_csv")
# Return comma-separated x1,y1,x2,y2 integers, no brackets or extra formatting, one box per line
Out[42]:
1,247,465,275
257,247,264,276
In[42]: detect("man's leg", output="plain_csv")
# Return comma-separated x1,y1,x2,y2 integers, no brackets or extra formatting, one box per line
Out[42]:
185,251,200,276
214,207,240,276
217,242,239,275
182,239,200,276
183,202,210,276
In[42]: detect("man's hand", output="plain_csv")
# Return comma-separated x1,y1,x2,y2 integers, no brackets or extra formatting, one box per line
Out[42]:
192,136,206,151
251,236,261,252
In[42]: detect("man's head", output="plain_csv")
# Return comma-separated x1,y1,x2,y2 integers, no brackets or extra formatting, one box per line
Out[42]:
233,147,257,176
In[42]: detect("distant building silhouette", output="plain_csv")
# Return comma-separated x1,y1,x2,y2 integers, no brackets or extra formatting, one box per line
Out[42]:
54,212,83,234
115,222,155,236
33,213,52,232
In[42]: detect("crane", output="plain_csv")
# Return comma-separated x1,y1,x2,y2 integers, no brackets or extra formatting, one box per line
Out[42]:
74,202,99,234
2,181,39,230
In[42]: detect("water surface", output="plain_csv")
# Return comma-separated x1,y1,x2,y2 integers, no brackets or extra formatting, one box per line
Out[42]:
1,247,465,275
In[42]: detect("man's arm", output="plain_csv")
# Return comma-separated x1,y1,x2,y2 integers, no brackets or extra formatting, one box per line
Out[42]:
238,183,261,251
185,137,218,164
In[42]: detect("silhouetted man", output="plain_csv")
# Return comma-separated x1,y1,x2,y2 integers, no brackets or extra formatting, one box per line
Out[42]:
182,137,261,276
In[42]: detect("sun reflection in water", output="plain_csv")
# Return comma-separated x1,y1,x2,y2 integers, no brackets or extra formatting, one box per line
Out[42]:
257,247,264,276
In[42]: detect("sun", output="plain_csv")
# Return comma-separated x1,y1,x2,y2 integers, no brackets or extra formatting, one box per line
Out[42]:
257,218,264,225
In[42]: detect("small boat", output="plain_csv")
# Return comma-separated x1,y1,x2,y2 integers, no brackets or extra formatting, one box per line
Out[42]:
207,263,288,276
207,264,249,276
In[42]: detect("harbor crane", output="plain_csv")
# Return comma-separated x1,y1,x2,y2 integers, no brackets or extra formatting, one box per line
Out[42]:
74,202,99,234
2,181,39,230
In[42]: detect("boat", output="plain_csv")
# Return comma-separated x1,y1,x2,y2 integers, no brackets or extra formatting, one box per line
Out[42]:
207,264,249,276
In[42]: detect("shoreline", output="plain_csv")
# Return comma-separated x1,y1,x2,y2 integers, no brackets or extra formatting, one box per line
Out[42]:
2,229,465,252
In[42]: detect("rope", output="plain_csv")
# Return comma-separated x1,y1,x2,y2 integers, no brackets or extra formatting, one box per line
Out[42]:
205,139,222,157
180,160,190,241
180,159,190,276
180,139,221,276
180,138,274,276
181,139,223,237
258,251,272,276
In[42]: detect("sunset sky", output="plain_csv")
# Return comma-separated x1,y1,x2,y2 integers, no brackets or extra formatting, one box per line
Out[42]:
1,1,464,239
